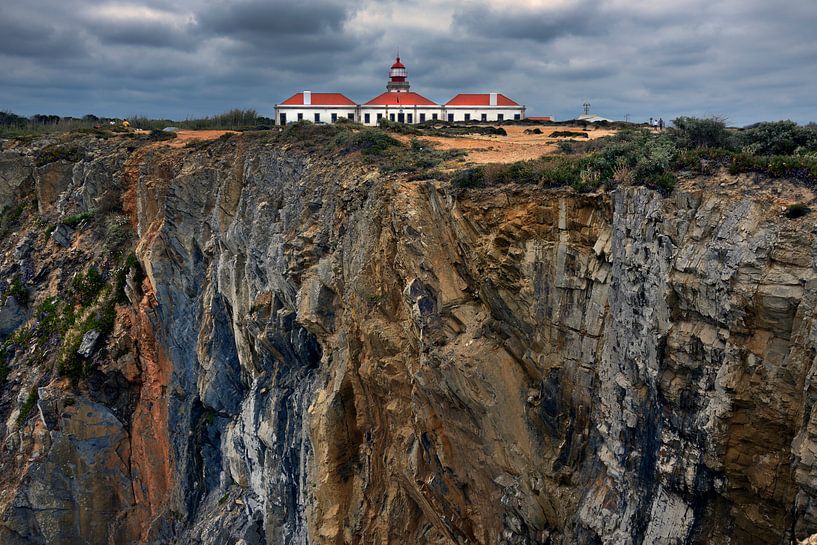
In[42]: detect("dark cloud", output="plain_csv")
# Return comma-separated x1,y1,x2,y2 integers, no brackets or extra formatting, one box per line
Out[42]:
0,0,816,124
197,0,351,36
454,0,605,43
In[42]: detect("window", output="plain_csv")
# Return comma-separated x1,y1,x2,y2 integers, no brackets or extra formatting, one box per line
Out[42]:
464,113,470,121
297,113,303,121
497,114,503,121
390,113,395,121
407,113,413,123
447,113,454,122
514,114,521,120
377,113,383,121
364,113,370,124
419,113,426,122
331,113,338,122
432,113,438,121
279,113,287,125
314,113,320,123
481,113,487,121
348,113,354,120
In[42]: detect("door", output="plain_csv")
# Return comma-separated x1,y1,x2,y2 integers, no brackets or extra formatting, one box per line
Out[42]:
397,113,405,123
448,113,454,122
279,113,287,125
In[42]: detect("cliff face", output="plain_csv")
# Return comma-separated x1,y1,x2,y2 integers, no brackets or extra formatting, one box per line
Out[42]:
2,132,817,545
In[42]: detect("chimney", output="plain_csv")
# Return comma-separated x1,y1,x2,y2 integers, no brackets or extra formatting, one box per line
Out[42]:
303,91,312,105
489,92,498,106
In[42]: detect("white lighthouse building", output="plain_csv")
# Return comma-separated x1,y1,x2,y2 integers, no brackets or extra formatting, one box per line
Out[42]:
274,56,526,126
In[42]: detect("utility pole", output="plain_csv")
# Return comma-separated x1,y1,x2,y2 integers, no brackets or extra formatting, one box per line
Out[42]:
582,101,591,115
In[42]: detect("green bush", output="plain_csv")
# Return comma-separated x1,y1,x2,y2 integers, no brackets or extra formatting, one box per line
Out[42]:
551,130,588,138
452,168,484,188
0,202,26,239
786,203,811,219
670,116,735,150
62,211,94,228
739,121,817,156
378,118,421,135
17,387,38,424
340,128,401,156
3,275,29,307
0,343,9,385
71,267,105,306
35,144,83,167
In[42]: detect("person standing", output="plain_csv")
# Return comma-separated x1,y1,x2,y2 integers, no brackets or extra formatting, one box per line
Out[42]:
649,117,654,128
658,118,664,131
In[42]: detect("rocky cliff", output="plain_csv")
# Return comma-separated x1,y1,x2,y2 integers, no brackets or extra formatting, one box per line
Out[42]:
2,131,817,545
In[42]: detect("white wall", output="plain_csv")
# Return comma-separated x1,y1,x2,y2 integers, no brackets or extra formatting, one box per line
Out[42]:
358,106,445,126
442,107,525,122
275,106,357,125
275,105,526,125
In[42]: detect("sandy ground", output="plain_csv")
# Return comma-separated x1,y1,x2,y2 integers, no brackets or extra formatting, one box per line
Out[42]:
410,125,618,164
165,130,237,147
131,129,237,147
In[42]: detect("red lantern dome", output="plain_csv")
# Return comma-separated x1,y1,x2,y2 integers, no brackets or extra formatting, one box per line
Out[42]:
387,56,410,92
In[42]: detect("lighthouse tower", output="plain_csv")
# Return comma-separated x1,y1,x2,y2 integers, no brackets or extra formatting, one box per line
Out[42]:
386,56,410,92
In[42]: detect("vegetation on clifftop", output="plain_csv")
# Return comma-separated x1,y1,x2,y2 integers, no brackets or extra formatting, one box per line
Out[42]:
455,117,817,193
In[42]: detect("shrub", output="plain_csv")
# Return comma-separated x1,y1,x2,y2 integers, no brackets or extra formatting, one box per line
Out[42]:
551,130,588,138
739,121,817,156
341,128,400,156
785,203,811,219
453,168,484,188
62,211,94,227
35,144,83,167
670,116,735,150
17,387,39,424
3,275,29,307
378,118,421,135
0,202,27,239
71,267,105,306
36,297,74,336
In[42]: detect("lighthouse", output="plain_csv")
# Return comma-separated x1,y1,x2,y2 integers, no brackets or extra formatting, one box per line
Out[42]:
386,56,410,92
274,54,528,126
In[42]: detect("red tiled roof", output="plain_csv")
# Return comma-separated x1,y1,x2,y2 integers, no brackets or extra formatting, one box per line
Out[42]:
527,116,553,121
279,92,356,106
445,93,520,106
364,91,437,106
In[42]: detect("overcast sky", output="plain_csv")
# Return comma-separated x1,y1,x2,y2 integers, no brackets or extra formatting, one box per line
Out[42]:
1,0,815,125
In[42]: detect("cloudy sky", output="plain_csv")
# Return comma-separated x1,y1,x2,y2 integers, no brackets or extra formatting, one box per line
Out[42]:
1,0,816,125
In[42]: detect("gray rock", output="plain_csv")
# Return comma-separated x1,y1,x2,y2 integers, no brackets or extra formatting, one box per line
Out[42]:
50,223,74,247
0,150,34,210
77,329,101,358
0,295,27,339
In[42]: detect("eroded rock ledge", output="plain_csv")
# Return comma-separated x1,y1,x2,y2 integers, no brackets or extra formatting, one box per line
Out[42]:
1,133,817,545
